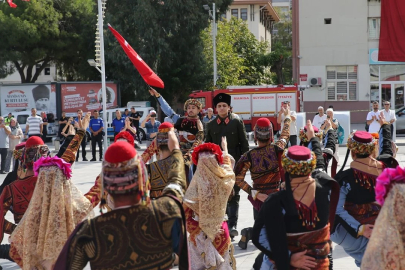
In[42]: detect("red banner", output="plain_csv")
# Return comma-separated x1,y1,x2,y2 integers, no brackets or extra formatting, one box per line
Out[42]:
61,83,118,113
379,0,405,61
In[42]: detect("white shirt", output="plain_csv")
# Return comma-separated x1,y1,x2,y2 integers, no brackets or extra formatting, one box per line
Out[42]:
281,111,297,135
367,110,381,133
382,109,396,123
313,114,327,129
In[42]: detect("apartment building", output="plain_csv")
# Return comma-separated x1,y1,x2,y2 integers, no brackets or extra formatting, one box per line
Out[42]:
295,0,403,123
223,0,280,47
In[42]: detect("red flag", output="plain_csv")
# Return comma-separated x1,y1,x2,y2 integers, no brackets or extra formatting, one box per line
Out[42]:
108,24,164,89
7,0,17,8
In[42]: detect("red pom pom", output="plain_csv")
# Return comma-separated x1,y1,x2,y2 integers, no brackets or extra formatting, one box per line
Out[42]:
105,141,137,163
158,122,174,132
192,143,223,165
256,118,271,128
286,146,312,161
26,136,44,148
114,131,134,145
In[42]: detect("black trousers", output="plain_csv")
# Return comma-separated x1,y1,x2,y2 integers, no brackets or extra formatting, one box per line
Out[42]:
288,135,298,146
0,148,7,172
76,134,87,161
227,185,240,228
91,133,103,159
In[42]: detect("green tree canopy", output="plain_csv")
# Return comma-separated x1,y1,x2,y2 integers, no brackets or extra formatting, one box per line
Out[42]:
104,0,232,104
0,0,98,82
202,17,268,89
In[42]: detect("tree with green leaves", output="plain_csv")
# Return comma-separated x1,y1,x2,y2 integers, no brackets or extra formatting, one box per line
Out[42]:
261,6,292,85
0,0,98,83
104,0,232,105
201,17,268,89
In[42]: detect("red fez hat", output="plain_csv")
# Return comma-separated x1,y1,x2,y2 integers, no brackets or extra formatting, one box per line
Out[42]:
256,118,271,127
286,146,312,160
114,131,135,145
105,141,137,164
25,136,44,148
352,131,373,143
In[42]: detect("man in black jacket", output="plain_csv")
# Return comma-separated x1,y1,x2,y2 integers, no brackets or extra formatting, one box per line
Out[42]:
205,93,249,239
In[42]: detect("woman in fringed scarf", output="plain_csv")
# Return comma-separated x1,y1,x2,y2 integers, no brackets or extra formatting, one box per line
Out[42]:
184,138,236,270
9,112,102,270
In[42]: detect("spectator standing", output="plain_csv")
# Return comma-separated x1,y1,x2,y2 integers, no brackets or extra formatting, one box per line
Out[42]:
74,109,88,161
129,107,141,144
112,110,125,140
4,113,13,126
58,111,68,139
202,108,216,124
122,109,130,120
141,110,161,147
312,106,327,129
366,101,381,133
320,108,339,131
0,117,11,174
382,101,396,139
89,110,104,162
25,108,43,138
4,119,22,172
41,111,48,142
277,101,297,146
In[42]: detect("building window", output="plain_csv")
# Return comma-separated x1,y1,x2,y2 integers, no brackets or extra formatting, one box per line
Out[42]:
250,5,254,21
241,8,247,21
231,9,238,19
326,66,358,101
368,18,380,39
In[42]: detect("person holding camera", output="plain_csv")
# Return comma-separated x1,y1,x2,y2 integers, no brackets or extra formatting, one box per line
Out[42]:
277,101,297,146
89,110,104,162
141,110,161,148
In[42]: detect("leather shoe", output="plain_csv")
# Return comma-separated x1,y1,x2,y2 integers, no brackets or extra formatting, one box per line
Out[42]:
90,158,96,162
0,171,6,174
229,226,239,238
83,158,88,161
238,227,252,250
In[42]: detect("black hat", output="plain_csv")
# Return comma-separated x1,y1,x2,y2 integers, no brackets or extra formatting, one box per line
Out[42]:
32,85,50,101
213,93,231,108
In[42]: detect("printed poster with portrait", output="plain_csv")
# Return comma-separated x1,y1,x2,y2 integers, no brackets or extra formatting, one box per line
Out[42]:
60,83,118,114
0,84,56,116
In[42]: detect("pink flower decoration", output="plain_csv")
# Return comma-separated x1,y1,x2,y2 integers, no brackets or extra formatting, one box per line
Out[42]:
375,166,405,205
34,156,72,179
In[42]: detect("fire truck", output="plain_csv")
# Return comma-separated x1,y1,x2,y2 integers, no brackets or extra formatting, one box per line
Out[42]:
189,85,301,132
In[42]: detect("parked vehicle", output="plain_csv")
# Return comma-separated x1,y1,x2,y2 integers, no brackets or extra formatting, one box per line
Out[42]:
3,111,58,140
189,85,301,132
100,106,155,141
395,106,405,133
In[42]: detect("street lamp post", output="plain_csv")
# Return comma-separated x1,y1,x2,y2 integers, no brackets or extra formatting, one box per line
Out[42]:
88,0,108,154
204,3,217,87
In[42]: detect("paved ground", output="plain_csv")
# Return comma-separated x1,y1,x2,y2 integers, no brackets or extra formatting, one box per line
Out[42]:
1,136,404,269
